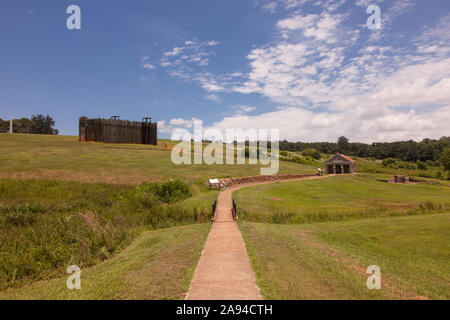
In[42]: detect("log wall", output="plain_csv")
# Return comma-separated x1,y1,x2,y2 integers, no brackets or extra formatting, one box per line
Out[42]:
79,117,157,145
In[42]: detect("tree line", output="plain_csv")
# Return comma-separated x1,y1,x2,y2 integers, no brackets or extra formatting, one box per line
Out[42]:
279,136,450,163
0,114,58,135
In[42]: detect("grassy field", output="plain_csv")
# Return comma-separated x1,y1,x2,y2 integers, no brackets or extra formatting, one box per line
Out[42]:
240,214,450,299
234,174,450,223
0,133,317,185
0,223,210,299
0,133,317,290
1,133,449,299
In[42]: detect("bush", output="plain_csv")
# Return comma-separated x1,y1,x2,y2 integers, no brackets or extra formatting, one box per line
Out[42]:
382,158,397,167
134,179,191,203
441,148,450,172
0,178,199,290
302,148,321,160
416,161,428,170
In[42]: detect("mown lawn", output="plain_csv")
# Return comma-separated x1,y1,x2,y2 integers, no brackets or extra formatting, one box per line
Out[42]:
234,174,450,223
0,223,210,300
240,213,450,300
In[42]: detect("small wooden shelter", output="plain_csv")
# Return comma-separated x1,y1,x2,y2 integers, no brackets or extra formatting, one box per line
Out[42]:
326,153,356,174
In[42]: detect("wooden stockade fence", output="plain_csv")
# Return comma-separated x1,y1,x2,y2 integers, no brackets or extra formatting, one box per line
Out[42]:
79,117,157,145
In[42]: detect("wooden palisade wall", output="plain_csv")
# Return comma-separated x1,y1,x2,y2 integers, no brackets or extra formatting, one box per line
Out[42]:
79,117,157,145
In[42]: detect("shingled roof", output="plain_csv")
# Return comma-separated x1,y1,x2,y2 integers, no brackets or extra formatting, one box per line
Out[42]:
326,153,356,163
337,153,355,163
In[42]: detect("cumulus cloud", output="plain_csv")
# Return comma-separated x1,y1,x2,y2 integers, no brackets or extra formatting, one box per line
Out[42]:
158,117,203,134
204,105,450,143
212,8,449,141
157,6,450,142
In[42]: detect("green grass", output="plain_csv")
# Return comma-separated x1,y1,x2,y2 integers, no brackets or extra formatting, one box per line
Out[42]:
234,174,450,223
0,133,316,185
0,223,211,299
0,133,316,291
240,213,450,299
0,178,210,290
354,156,449,181
2,133,449,299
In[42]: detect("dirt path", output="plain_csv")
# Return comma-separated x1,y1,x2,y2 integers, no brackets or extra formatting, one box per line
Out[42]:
186,174,334,300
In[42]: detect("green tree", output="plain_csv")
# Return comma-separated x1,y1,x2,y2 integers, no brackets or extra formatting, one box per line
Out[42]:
337,136,350,154
30,114,58,135
440,148,450,172
0,118,8,132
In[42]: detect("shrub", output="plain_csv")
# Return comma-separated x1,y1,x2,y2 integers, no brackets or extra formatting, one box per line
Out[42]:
134,179,192,203
382,158,397,167
302,148,321,160
416,161,428,170
0,178,199,290
441,148,450,172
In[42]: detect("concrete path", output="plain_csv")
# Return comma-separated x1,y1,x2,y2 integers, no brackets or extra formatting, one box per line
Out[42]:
186,174,334,300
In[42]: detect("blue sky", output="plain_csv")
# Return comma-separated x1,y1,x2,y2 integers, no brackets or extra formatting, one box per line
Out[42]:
0,0,449,142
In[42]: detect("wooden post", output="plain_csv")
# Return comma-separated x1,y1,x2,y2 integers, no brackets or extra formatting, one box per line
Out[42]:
9,117,12,134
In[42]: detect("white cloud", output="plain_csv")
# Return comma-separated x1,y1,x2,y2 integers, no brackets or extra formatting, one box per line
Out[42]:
207,40,219,46
205,105,449,143
261,1,279,13
277,14,317,30
164,47,184,57
198,75,225,92
142,62,155,70
204,94,220,101
157,7,450,142
140,56,155,70
158,117,202,135
157,39,222,89
232,105,257,114
220,8,450,141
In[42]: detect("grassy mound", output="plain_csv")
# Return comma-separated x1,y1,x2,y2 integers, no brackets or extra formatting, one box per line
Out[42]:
240,214,450,299
0,178,207,290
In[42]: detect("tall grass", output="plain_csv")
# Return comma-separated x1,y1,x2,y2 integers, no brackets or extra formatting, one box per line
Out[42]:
238,203,448,224
0,178,207,289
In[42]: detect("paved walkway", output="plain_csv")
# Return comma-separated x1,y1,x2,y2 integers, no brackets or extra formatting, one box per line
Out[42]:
186,174,334,300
